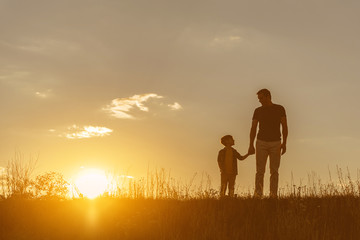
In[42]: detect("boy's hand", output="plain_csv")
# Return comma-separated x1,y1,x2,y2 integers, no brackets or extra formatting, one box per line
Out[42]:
240,154,249,160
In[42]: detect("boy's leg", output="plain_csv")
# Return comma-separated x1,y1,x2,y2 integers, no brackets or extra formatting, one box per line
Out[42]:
228,175,236,197
269,141,281,198
255,140,269,197
220,173,227,197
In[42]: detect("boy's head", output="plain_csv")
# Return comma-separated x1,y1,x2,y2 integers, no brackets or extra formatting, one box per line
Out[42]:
221,135,234,147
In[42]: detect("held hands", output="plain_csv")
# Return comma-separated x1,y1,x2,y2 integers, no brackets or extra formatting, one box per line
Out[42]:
248,145,255,155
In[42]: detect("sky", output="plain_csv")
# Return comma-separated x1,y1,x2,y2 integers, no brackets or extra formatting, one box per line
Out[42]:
1,0,360,191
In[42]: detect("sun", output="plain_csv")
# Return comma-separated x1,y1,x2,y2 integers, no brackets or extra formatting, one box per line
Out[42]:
75,168,108,199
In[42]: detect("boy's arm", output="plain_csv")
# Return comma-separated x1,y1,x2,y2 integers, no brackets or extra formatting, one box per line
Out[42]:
235,150,249,161
240,153,250,160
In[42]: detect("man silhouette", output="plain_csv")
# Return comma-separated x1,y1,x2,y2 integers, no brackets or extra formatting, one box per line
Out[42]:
248,89,288,198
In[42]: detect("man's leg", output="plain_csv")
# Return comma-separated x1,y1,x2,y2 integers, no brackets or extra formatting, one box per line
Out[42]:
269,141,281,197
228,175,236,197
255,140,268,197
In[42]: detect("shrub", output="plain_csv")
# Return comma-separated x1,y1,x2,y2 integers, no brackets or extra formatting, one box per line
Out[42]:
34,172,69,199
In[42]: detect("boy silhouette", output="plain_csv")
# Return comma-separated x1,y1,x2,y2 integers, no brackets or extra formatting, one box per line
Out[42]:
218,135,249,197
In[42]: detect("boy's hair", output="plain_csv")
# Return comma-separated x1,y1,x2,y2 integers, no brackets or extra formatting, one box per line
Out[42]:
221,135,233,146
257,88,271,98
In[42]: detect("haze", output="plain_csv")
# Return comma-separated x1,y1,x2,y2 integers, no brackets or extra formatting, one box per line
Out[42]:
1,0,360,189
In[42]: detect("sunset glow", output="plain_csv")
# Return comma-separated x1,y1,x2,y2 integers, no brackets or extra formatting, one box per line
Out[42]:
75,168,108,199
1,0,360,198
1,1,360,239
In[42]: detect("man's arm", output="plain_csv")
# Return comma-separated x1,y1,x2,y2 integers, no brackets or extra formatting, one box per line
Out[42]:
217,151,224,171
280,116,288,155
248,119,258,155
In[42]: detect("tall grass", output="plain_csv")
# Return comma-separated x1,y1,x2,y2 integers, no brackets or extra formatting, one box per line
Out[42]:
1,164,360,239
104,167,360,200
106,169,218,200
1,152,38,198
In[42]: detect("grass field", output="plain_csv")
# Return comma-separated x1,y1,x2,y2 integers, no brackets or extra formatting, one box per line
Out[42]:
2,164,360,239
1,196,360,240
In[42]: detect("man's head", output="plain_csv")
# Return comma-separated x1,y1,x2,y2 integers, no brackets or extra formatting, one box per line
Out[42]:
257,88,272,106
221,135,234,147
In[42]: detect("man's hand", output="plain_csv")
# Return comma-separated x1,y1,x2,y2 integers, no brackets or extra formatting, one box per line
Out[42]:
248,145,255,155
281,143,287,155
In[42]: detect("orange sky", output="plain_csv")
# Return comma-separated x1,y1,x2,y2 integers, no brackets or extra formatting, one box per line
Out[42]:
1,0,360,190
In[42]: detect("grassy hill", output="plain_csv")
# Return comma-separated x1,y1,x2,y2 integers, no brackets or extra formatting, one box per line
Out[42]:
1,196,359,240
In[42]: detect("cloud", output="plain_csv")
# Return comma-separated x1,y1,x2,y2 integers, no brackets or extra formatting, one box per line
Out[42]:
64,125,113,139
103,93,165,119
35,89,53,98
212,35,242,44
208,34,245,50
177,27,250,53
0,70,31,81
297,136,360,145
3,38,81,55
168,102,183,110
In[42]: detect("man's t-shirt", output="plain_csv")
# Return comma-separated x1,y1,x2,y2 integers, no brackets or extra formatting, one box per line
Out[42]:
252,104,286,141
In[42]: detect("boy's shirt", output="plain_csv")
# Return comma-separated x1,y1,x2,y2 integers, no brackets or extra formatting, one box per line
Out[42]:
224,148,233,174
217,147,243,175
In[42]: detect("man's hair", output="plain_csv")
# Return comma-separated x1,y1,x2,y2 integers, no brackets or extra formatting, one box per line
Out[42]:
221,135,233,146
257,88,271,98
